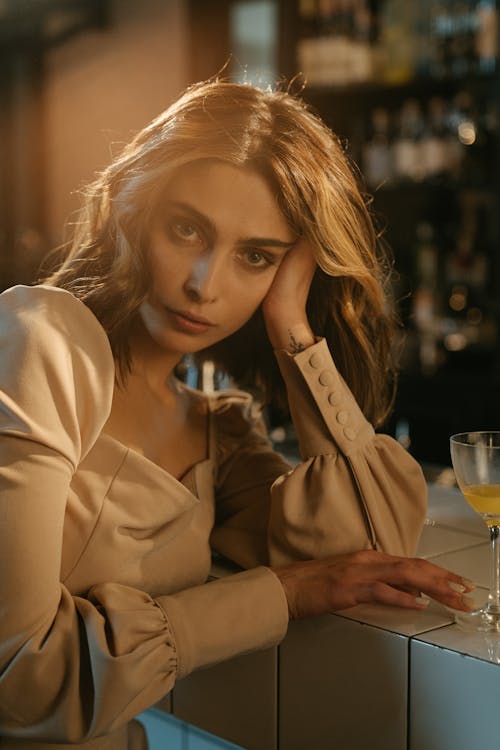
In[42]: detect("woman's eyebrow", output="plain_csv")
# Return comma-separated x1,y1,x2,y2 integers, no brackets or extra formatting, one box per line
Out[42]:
238,236,295,250
167,201,215,235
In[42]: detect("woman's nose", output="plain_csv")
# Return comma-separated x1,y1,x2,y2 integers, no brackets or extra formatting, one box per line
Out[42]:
183,253,223,303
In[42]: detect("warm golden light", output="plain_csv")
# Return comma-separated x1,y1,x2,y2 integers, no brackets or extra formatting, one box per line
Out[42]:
458,120,476,145
449,285,468,311
444,332,467,351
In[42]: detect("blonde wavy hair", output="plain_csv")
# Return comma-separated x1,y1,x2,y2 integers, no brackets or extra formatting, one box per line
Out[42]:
42,79,398,426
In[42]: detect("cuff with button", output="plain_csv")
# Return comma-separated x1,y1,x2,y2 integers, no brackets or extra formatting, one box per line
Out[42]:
275,338,374,458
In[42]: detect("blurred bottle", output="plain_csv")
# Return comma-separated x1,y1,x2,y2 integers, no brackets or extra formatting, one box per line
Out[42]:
419,97,451,181
297,0,339,84
321,0,351,85
475,0,498,73
414,1,435,77
449,0,477,78
377,0,417,83
442,192,496,363
433,4,444,75
297,0,323,84
392,99,425,181
297,0,376,85
350,0,374,81
412,222,441,373
429,0,457,78
362,107,393,187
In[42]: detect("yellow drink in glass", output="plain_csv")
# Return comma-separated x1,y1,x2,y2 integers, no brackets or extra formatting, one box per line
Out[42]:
451,431,500,632
463,484,500,526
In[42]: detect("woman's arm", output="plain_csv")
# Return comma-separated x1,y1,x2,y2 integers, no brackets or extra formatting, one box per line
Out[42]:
210,357,425,565
212,240,425,561
268,338,426,560
263,238,427,558
210,392,474,616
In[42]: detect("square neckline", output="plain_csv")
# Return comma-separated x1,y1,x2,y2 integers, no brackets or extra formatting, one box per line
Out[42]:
99,382,216,487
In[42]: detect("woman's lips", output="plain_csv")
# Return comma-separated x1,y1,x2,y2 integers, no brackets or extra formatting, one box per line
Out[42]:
166,308,215,333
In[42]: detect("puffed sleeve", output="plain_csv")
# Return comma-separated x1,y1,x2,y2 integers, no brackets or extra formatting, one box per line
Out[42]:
0,286,174,742
211,339,426,568
0,285,288,743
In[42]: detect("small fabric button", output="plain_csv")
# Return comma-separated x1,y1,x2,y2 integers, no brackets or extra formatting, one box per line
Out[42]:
328,391,340,406
343,427,356,441
308,352,322,369
336,410,349,425
318,370,335,386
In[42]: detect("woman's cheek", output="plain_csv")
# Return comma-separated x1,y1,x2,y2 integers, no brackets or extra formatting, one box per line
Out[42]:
247,271,278,302
244,278,274,311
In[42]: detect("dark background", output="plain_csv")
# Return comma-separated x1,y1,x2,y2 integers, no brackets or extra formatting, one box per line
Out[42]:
1,0,499,467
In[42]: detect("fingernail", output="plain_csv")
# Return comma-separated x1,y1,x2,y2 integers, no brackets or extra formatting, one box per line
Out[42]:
415,596,430,607
461,595,476,610
463,579,475,591
449,582,466,594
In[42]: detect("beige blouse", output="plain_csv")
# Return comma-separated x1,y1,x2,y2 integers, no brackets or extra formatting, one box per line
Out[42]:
0,285,426,750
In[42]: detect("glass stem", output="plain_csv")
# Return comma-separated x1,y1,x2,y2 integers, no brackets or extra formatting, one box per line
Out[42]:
488,525,500,614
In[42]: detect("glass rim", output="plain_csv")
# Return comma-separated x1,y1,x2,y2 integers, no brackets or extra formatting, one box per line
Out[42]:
450,431,500,447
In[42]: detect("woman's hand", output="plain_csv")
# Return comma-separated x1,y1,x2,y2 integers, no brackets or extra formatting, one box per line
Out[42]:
262,238,317,352
272,550,475,620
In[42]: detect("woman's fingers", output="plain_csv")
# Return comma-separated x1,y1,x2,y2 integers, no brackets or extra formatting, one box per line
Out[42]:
358,581,431,610
261,237,320,351
262,238,317,316
273,550,477,621
355,554,475,612
360,579,474,612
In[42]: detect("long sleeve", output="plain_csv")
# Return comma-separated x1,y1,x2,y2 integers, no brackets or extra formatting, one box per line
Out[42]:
0,287,176,742
0,285,288,744
211,338,426,568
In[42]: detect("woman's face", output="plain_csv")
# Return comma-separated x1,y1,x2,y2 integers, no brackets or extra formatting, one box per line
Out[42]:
139,159,296,357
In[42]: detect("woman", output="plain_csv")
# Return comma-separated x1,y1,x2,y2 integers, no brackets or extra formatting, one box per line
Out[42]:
0,80,472,749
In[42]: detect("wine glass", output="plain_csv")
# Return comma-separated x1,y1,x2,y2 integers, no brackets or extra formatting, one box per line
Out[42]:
450,431,500,632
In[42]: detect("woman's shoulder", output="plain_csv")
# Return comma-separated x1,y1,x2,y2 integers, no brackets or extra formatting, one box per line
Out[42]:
0,285,115,460
207,388,257,430
1,283,104,329
208,390,275,474
208,389,271,460
0,284,113,366
178,381,266,438
1,283,88,324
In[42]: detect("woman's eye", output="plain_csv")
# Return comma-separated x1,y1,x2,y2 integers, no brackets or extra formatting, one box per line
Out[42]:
244,249,275,269
170,219,200,243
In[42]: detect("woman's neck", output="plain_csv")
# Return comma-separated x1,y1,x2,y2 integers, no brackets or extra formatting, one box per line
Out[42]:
125,322,184,404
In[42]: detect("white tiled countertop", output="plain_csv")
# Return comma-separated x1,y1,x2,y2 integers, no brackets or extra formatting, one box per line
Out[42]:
408,485,500,750
279,483,500,750
171,483,500,750
334,483,500,750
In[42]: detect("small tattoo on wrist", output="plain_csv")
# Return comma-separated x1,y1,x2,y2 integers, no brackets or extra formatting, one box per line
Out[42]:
289,331,306,354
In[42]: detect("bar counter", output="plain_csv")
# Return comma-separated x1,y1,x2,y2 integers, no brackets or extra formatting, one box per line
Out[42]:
142,483,498,750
